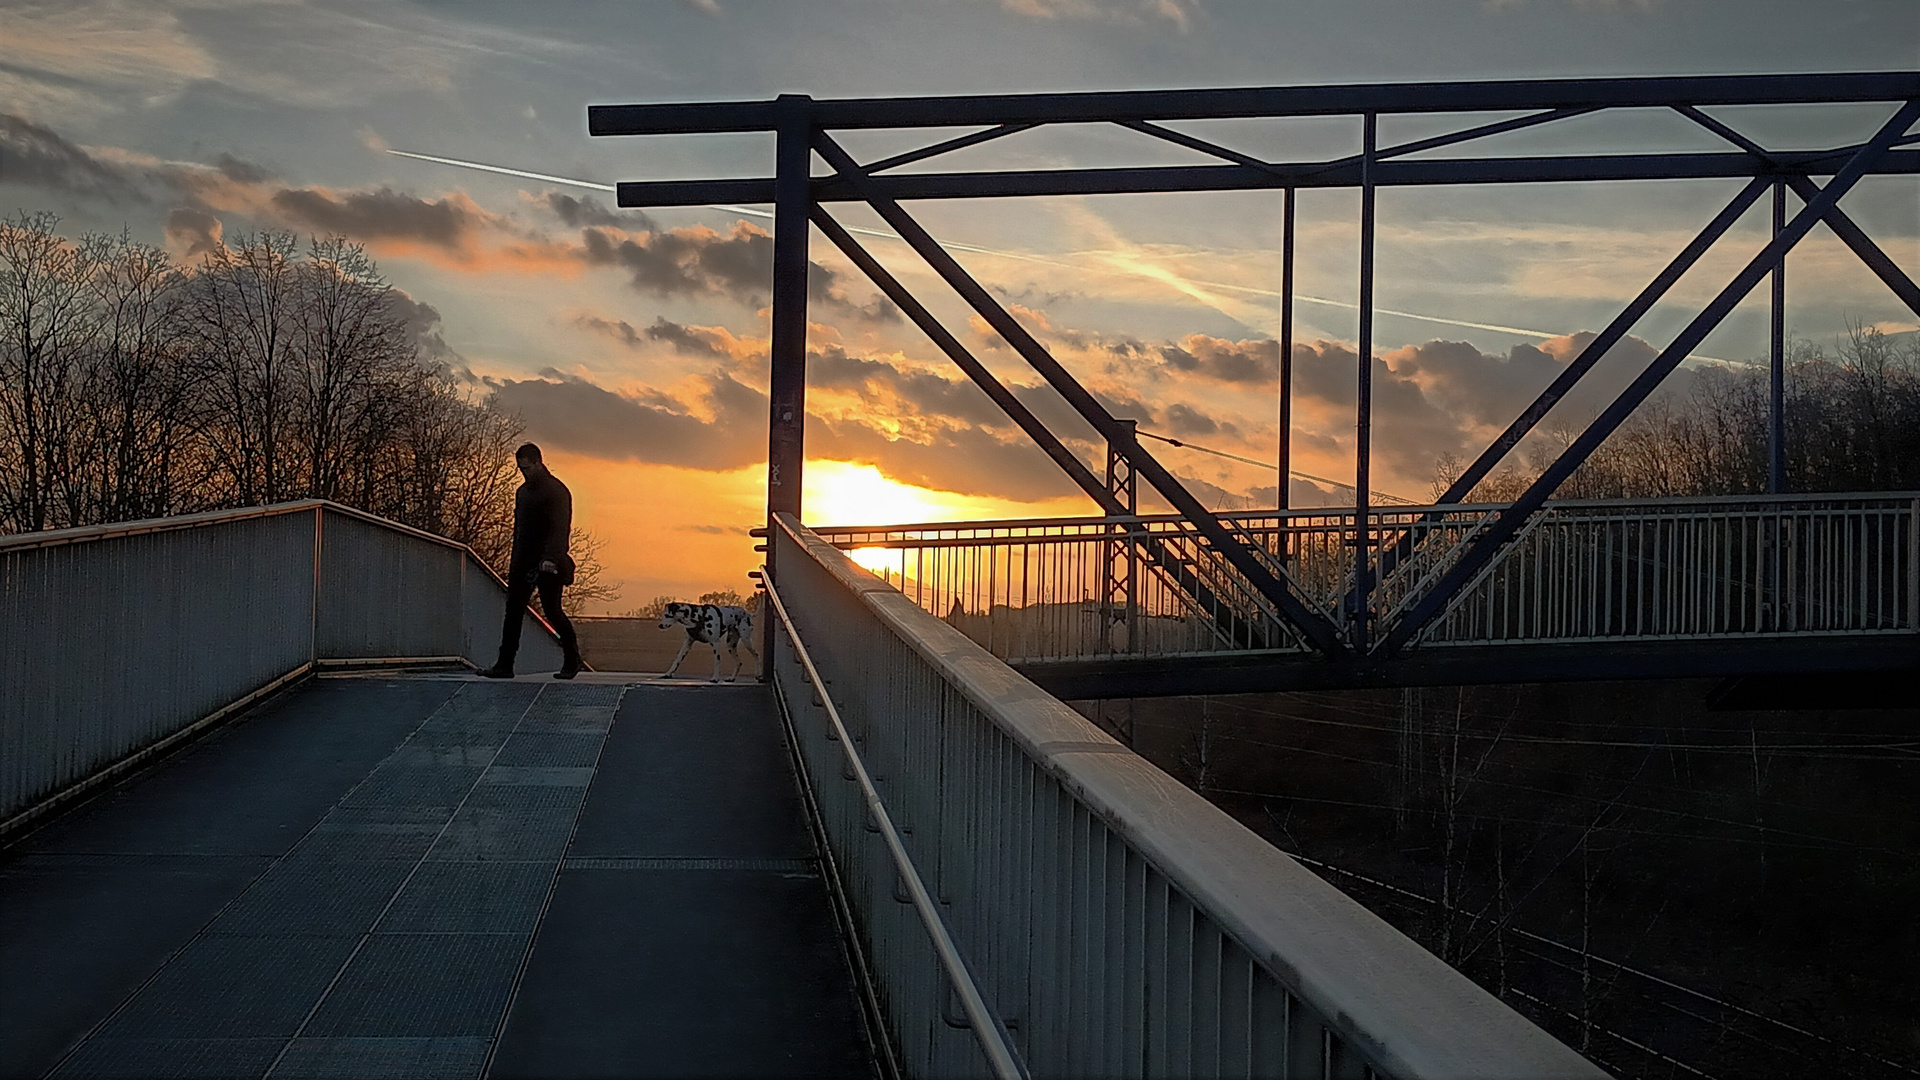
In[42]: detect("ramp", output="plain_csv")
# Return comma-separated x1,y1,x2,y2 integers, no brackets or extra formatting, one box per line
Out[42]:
0,676,871,1080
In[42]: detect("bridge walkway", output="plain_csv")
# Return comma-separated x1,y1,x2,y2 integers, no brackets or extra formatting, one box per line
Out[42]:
0,674,872,1080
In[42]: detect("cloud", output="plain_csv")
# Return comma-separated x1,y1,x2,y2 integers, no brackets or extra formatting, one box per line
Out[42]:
579,221,770,300
0,113,146,200
389,290,462,367
212,152,273,185
572,313,744,360
1163,402,1219,437
163,207,222,259
267,187,496,251
810,346,1007,429
540,192,657,234
810,262,901,325
487,370,765,471
644,317,733,358
1158,335,1275,385
0,1,595,121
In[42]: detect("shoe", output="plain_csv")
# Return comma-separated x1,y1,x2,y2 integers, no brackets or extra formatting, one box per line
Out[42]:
479,664,514,679
554,658,581,680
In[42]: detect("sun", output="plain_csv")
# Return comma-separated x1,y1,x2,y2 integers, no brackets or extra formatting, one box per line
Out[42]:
801,460,1085,528
801,460,1089,578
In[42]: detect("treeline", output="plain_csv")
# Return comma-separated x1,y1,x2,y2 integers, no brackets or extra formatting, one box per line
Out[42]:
0,212,521,568
1439,326,1920,501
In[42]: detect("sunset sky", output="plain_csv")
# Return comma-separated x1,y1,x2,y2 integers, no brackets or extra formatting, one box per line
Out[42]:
3,0,1915,610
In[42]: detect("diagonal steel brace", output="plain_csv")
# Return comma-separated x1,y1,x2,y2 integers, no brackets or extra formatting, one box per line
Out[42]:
1382,97,1920,656
811,131,1349,656
1372,176,1771,584
809,205,1268,649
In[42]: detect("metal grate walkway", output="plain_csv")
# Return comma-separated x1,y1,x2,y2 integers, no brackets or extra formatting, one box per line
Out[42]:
0,675,871,1080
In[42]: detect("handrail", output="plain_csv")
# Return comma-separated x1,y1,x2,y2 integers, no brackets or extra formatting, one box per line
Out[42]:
761,570,1029,1080
771,512,1604,1078
0,499,461,552
0,499,550,636
808,490,1920,538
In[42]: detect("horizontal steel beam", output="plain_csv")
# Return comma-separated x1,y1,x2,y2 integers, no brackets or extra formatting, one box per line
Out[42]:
616,148,1920,206
1015,635,1920,699
590,72,1919,134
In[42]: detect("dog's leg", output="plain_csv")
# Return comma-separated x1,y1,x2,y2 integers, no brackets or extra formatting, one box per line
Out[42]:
664,635,695,678
723,636,741,682
709,639,724,683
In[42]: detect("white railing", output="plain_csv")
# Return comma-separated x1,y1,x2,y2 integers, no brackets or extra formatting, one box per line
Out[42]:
813,493,1919,660
1415,494,1919,646
767,513,1603,1080
0,501,562,829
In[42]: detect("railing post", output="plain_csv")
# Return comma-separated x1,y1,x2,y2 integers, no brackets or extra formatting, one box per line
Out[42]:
1908,497,1918,630
311,505,323,663
1103,421,1139,653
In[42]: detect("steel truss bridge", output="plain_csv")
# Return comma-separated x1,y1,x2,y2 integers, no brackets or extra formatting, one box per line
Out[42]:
593,70,1920,690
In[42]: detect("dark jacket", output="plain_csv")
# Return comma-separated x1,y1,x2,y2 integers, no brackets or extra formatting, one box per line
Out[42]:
511,469,573,581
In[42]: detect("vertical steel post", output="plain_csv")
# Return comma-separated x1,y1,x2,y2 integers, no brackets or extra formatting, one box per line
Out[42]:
768,94,813,522
1278,188,1295,515
1353,115,1376,653
1769,180,1787,495
764,94,812,679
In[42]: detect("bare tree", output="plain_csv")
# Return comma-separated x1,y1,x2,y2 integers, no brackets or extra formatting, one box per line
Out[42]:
83,232,201,522
183,232,302,506
0,212,105,531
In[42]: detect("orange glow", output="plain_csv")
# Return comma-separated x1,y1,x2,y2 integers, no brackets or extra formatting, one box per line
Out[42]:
540,452,1091,613
801,460,1086,528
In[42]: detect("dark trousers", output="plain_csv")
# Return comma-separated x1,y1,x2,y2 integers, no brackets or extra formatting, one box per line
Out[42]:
498,571,580,668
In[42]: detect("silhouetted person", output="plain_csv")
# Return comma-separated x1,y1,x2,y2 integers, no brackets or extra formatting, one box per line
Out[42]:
481,443,582,679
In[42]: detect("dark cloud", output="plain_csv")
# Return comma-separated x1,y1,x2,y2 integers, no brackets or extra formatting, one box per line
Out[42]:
1158,335,1275,384
574,313,645,349
579,221,770,300
0,114,144,201
1292,339,1472,467
810,262,900,324
213,152,274,185
486,370,764,470
646,317,730,357
268,187,486,249
572,314,738,359
388,289,460,365
543,192,657,234
1163,402,1218,437
164,207,223,259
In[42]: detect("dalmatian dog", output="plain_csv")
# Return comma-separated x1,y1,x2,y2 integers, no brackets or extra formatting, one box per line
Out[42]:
657,602,759,682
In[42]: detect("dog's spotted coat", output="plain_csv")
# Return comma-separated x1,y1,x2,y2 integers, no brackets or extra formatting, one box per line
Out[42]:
657,602,759,682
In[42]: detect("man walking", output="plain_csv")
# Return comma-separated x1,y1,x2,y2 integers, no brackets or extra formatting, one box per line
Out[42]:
482,442,583,679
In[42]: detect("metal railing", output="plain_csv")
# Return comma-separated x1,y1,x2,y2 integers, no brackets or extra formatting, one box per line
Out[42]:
0,501,562,829
767,513,1603,1079
814,493,1919,661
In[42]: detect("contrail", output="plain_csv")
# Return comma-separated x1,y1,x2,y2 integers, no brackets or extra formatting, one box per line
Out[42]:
387,148,1737,361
